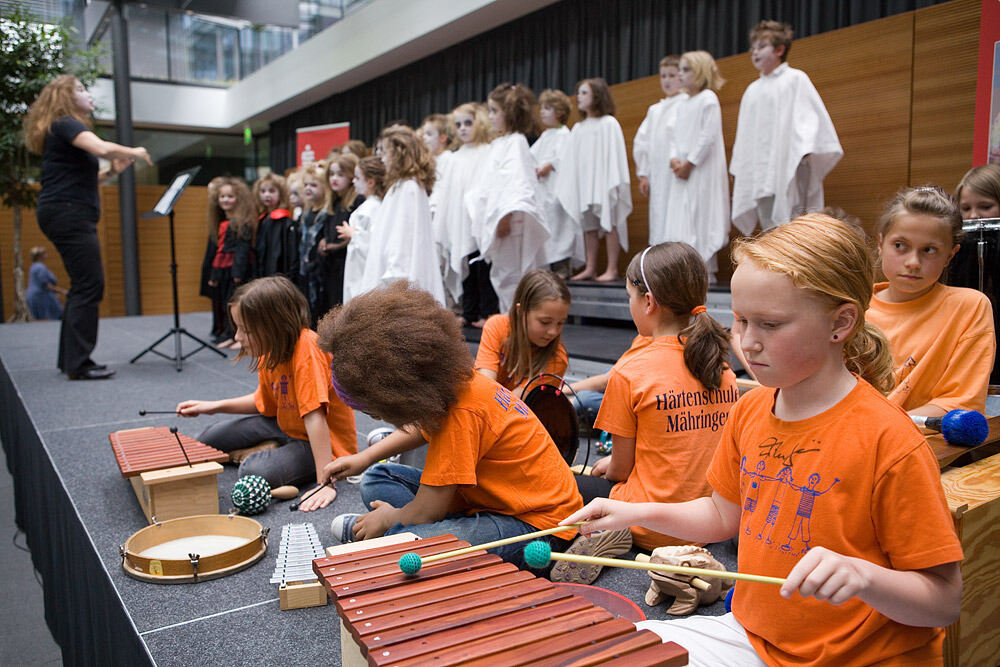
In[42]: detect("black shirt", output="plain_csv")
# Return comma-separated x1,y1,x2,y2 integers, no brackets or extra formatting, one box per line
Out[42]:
38,117,100,212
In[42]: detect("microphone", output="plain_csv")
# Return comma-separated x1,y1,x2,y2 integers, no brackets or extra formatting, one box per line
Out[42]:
912,409,989,447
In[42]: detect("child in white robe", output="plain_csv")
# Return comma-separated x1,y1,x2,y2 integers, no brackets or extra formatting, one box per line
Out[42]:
429,103,493,311
730,20,842,234
466,83,549,312
664,51,730,280
556,77,632,282
532,89,580,278
359,126,445,304
634,55,689,246
338,156,384,302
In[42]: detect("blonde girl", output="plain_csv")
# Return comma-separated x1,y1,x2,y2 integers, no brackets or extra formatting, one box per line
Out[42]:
319,153,363,309
474,269,571,394
532,89,580,277
297,162,331,322
555,77,632,282
177,276,357,512
360,126,445,303
252,173,297,278
208,177,257,349
563,214,962,666
664,51,730,281
554,242,737,585
466,83,548,312
868,186,995,414
339,156,385,302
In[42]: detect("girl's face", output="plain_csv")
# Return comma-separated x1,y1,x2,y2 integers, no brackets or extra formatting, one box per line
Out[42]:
328,164,350,194
524,298,570,348
576,83,593,112
352,166,369,196
217,185,236,212
878,212,958,302
289,186,303,208
454,113,476,144
660,65,682,96
72,80,94,114
303,177,323,204
678,59,699,92
230,305,258,357
487,99,506,133
626,281,654,337
421,124,446,154
259,183,279,210
380,146,393,170
731,261,848,391
540,105,559,128
750,40,783,76
958,188,1000,220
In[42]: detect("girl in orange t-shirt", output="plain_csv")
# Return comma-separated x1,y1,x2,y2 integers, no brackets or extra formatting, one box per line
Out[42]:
562,215,962,666
319,281,583,569
177,276,357,512
552,242,737,583
474,269,571,395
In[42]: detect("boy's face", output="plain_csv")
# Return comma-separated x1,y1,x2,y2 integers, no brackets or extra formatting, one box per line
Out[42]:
659,65,682,96
750,39,783,75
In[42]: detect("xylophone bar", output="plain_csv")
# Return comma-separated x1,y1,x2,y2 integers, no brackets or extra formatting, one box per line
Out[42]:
317,534,688,667
109,427,228,477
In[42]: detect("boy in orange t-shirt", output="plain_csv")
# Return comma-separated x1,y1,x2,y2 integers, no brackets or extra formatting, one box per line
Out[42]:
320,282,583,568
178,277,357,512
474,270,570,394
563,217,962,666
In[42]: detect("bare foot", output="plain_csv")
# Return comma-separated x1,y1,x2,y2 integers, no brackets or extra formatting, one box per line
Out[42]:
216,338,234,349
571,269,597,281
595,271,619,282
472,319,487,329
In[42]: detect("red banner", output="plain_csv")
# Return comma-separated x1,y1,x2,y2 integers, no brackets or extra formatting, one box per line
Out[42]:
295,122,351,166
974,0,1000,164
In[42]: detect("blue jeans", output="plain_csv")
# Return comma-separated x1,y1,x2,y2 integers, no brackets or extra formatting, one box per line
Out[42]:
356,463,567,570
198,415,316,488
574,390,605,427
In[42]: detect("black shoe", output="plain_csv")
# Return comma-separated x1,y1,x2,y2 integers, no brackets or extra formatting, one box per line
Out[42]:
67,368,116,380
81,360,108,371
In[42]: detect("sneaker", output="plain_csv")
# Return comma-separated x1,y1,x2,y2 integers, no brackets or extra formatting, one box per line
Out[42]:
330,513,361,544
549,528,633,585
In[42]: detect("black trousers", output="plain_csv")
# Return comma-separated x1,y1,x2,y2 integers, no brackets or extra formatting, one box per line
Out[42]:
461,252,499,321
36,201,103,375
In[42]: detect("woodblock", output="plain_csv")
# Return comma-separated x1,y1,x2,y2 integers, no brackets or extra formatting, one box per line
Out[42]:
324,531,419,557
941,452,1000,667
130,462,222,523
278,580,327,610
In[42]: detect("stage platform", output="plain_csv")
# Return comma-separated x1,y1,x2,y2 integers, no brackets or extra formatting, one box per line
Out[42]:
0,312,734,666
566,279,734,327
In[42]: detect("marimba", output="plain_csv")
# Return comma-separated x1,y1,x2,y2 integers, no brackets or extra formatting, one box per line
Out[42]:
109,426,228,523
314,534,688,667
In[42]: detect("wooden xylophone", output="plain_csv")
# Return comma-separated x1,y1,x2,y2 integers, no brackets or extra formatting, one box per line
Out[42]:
109,426,228,477
313,534,688,667
109,426,228,522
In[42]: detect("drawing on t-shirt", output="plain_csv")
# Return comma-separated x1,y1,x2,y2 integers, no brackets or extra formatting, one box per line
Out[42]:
277,374,293,410
740,456,775,535
780,472,839,554
757,466,793,544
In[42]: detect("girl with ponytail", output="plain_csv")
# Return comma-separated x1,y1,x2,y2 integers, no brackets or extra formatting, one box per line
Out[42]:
553,242,738,585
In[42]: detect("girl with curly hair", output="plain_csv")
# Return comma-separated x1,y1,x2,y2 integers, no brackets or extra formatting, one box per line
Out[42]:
319,281,582,568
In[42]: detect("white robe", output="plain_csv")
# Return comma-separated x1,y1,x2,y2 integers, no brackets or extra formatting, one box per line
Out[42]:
465,133,549,312
530,126,581,264
555,115,633,250
633,93,688,245
730,63,843,234
428,143,491,302
662,89,730,264
342,196,380,303
360,179,445,304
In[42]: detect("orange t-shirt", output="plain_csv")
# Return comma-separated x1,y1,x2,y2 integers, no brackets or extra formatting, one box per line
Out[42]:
419,373,583,535
867,282,994,413
474,314,568,390
254,329,358,459
708,379,963,666
596,337,738,550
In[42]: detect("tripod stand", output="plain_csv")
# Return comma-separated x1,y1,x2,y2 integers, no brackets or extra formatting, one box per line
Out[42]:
132,168,226,370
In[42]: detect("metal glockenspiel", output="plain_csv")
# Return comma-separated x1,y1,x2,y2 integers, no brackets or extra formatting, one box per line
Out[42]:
313,534,688,667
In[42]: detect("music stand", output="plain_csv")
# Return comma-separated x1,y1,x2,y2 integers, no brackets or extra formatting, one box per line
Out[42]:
131,166,227,371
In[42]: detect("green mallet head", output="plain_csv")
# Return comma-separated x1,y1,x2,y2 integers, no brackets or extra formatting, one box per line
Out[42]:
398,551,423,575
523,540,552,569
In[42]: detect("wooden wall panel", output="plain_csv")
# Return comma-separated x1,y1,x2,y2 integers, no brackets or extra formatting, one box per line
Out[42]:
910,0,979,189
